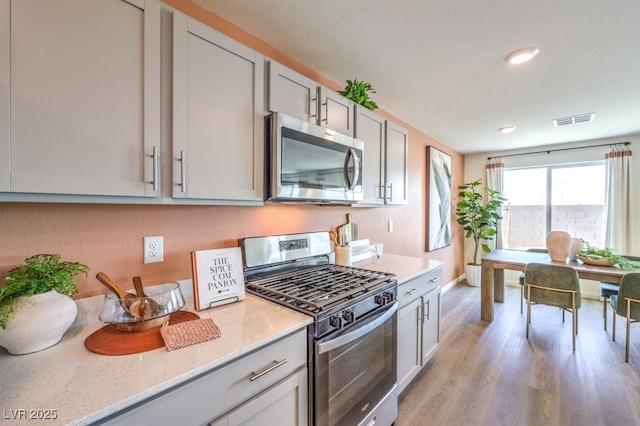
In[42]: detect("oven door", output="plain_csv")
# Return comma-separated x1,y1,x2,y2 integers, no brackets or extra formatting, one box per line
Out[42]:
270,112,363,203
314,302,397,426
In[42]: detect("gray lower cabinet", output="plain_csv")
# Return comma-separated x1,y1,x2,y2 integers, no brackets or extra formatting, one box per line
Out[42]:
210,369,307,426
99,329,307,426
172,11,264,202
396,267,441,394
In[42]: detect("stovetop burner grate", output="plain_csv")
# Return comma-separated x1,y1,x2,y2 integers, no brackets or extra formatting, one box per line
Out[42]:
245,264,394,315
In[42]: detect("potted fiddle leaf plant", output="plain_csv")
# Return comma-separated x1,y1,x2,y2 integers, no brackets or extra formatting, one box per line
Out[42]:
339,78,379,110
455,180,504,286
0,254,89,354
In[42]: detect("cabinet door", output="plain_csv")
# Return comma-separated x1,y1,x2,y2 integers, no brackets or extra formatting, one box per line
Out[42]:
354,106,385,205
211,369,308,426
421,287,441,365
397,297,421,395
0,0,8,191
267,61,317,123
173,14,264,202
319,86,354,136
10,0,160,197
384,121,408,205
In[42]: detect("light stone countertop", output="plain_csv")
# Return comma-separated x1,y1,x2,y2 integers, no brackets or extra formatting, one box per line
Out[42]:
0,280,312,425
353,253,444,284
0,254,440,425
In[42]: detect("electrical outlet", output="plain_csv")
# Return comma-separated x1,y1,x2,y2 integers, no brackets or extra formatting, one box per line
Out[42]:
144,236,164,264
388,220,394,232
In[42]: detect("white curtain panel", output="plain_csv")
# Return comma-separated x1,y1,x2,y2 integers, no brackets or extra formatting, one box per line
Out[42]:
604,145,633,253
486,158,504,249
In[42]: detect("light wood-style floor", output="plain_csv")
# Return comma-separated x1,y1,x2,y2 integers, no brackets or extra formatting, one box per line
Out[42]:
397,284,640,426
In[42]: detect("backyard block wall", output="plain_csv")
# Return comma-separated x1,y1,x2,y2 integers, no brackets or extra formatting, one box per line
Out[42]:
504,204,604,248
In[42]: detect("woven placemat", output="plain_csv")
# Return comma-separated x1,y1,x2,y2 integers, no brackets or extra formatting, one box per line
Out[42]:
84,311,200,356
161,318,222,351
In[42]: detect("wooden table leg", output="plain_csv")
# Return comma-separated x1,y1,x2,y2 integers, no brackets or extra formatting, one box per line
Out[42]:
481,259,493,321
494,268,504,303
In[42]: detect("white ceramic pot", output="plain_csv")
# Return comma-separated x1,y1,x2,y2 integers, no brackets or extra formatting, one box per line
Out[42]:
465,264,482,287
0,290,77,355
568,238,583,261
546,231,571,262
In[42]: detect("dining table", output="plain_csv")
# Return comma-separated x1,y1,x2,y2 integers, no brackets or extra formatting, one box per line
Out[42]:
480,249,628,321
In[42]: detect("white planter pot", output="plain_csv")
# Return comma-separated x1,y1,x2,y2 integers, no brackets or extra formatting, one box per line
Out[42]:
465,264,482,287
568,238,583,261
0,290,77,355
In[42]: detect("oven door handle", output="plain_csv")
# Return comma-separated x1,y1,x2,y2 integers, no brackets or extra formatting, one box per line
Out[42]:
317,302,397,354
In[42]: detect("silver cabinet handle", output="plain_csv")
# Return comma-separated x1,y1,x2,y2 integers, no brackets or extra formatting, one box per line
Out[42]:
249,359,287,381
150,146,159,192
310,94,318,118
406,288,420,296
429,276,441,284
177,150,186,193
425,299,430,321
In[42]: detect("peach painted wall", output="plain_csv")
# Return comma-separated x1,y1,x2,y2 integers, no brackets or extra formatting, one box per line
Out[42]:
0,1,465,299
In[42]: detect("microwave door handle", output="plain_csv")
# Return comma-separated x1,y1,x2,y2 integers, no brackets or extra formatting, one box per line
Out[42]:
343,148,360,191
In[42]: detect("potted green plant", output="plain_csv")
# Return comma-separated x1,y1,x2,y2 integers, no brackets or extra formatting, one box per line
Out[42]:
339,78,379,110
0,254,89,354
577,242,640,270
455,180,504,286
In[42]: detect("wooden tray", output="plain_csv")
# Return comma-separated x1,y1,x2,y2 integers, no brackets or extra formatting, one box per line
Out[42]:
84,311,200,356
577,255,615,267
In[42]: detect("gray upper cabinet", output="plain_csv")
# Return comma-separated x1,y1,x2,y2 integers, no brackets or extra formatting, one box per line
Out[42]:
267,61,317,123
0,0,8,192
354,106,385,204
354,106,409,205
7,0,161,197
172,13,264,203
268,61,354,136
318,86,354,136
385,120,409,205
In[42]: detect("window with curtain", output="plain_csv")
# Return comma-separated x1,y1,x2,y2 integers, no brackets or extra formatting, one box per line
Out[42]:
502,162,605,249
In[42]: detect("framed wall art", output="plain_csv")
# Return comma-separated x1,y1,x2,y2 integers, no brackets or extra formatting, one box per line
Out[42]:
427,146,452,251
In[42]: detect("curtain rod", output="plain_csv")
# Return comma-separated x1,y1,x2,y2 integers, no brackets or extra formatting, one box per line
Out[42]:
487,141,630,160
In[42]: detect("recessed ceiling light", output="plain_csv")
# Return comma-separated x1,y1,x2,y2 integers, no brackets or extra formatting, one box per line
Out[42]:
499,126,517,134
504,47,539,65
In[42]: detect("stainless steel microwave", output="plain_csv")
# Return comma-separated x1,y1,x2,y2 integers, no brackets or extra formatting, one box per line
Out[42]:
266,112,363,204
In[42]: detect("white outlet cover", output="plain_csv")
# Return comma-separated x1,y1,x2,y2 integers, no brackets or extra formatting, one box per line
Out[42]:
144,236,164,264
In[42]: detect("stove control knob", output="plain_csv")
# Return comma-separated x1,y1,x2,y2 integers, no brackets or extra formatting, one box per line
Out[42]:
384,291,395,303
342,310,355,323
329,315,343,330
374,294,387,306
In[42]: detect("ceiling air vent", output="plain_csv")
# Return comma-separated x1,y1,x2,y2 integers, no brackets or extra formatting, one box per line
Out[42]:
553,112,595,127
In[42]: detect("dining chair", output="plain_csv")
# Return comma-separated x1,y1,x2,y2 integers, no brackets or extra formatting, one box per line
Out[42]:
518,248,549,314
610,272,640,362
599,255,640,331
524,262,581,352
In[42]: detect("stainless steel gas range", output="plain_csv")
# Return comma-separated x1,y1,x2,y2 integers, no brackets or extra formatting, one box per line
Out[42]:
241,231,398,426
